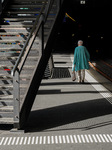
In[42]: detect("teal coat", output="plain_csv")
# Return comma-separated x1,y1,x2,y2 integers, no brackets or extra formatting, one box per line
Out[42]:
72,46,90,71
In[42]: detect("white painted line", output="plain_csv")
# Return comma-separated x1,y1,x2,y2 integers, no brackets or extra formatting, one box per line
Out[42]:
47,136,50,144
0,137,5,145
103,134,109,143
39,136,42,144
96,134,102,143
73,135,78,143
55,136,58,144
81,135,86,143
23,137,27,145
84,135,89,143
88,135,93,143
51,136,54,144
35,137,39,144
43,136,46,144
27,137,31,145
92,134,98,143
31,137,35,145
66,135,70,143
11,137,16,145
107,134,112,142
3,137,8,145
77,135,82,143
99,134,105,143
15,137,20,145
7,137,12,145
70,135,74,143
62,135,66,143
59,136,62,144
19,137,23,145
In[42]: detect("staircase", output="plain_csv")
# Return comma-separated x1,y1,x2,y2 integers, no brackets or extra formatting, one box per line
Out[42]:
0,0,65,129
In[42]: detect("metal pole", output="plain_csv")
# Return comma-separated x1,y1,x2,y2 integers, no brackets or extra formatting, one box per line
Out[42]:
13,70,20,129
38,21,44,56
0,0,2,14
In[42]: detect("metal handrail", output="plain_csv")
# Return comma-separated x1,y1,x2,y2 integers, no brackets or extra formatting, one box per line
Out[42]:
11,0,55,76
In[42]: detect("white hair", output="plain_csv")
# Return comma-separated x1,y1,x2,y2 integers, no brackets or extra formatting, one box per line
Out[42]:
78,40,83,45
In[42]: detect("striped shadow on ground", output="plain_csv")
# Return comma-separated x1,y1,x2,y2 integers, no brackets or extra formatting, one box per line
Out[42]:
0,134,112,145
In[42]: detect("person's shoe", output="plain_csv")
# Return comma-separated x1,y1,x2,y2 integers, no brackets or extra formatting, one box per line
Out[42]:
78,80,81,84
81,80,84,84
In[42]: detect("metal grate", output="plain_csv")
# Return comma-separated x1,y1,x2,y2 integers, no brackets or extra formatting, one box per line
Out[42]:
52,67,71,78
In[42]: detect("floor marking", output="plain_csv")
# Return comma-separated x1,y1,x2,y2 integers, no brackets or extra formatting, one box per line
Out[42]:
3,137,8,145
62,135,66,143
47,136,50,144
55,136,58,144
31,137,35,145
27,137,31,145
1,134,112,146
77,135,82,143
73,135,78,143
35,136,38,144
85,71,112,105
92,134,98,143
11,137,16,145
107,134,112,142
51,136,54,144
70,135,74,143
15,137,20,145
81,135,85,143
66,135,70,143
96,134,102,143
23,137,27,145
39,136,42,144
43,136,46,144
99,134,105,143
88,135,93,143
85,135,89,143
103,134,109,143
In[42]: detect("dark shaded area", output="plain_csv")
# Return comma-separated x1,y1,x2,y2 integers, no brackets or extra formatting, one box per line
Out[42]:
53,0,111,59
25,98,112,132
0,124,13,131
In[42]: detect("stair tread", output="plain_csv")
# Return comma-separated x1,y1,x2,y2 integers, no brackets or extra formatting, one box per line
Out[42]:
0,95,13,99
0,106,13,111
0,118,14,124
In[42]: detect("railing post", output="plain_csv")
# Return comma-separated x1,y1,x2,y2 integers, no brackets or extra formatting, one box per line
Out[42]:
0,0,2,14
38,21,44,56
13,69,20,129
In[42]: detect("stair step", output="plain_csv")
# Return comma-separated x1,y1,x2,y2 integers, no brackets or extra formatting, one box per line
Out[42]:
0,118,14,124
11,0,46,2
0,112,13,118
0,95,13,100
0,32,29,35
0,29,30,33
0,106,13,112
5,11,40,14
10,4,42,8
3,16,54,21
0,100,13,106
0,24,34,28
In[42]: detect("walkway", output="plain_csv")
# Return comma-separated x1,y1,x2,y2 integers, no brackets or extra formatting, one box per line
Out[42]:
0,53,112,150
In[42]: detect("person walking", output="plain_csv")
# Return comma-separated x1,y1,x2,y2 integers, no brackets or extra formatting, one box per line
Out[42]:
72,40,90,83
